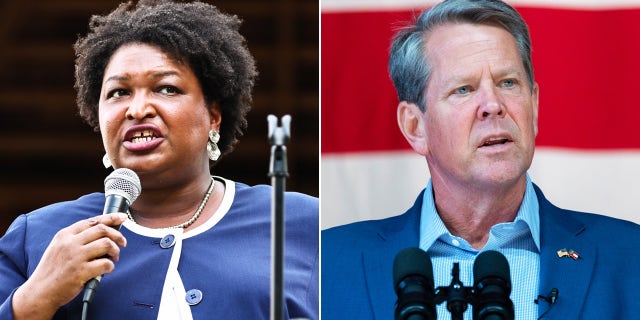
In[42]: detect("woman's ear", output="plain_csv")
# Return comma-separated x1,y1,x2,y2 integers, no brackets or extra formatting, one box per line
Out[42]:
208,102,222,132
397,101,429,156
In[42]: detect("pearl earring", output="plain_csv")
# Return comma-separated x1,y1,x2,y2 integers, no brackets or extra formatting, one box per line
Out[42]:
102,154,112,169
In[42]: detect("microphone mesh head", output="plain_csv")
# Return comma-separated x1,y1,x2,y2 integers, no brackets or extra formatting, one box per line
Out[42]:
104,168,141,204
393,247,433,289
473,250,511,287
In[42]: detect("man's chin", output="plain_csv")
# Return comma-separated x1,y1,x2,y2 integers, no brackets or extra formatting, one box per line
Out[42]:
470,166,528,188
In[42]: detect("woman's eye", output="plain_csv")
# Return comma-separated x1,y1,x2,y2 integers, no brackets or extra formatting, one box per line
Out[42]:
107,89,128,99
159,86,180,95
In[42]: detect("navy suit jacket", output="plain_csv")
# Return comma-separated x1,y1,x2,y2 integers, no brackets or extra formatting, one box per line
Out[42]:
322,184,640,319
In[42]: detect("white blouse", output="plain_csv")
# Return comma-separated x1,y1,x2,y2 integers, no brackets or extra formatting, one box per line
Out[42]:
120,177,234,320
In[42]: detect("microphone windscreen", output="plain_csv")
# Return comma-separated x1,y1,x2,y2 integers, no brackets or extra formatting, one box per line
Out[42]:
393,247,433,291
104,168,141,204
473,250,511,289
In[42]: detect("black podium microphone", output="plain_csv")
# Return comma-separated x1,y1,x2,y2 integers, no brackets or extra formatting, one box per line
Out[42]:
393,247,437,320
82,168,141,318
472,250,514,320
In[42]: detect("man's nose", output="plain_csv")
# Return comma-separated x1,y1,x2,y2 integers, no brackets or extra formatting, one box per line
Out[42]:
476,85,505,119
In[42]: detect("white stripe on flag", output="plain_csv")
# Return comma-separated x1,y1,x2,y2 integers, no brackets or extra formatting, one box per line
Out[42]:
322,0,640,12
321,148,640,229
321,151,429,229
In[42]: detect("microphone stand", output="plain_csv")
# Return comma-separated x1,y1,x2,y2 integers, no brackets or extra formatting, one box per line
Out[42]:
267,115,291,320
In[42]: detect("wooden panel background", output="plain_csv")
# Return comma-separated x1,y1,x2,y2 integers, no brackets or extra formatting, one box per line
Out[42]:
0,0,318,233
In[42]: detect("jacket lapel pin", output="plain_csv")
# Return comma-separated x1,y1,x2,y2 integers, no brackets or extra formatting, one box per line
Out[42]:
557,248,580,260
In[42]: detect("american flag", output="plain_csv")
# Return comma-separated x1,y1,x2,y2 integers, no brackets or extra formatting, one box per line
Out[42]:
321,0,640,229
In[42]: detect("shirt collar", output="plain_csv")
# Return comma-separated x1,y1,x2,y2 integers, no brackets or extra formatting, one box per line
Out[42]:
419,174,540,251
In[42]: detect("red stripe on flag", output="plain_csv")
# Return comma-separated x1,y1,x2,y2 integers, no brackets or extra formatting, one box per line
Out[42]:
321,11,414,154
321,7,640,154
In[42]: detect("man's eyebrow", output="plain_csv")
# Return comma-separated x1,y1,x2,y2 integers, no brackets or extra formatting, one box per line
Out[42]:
493,66,523,78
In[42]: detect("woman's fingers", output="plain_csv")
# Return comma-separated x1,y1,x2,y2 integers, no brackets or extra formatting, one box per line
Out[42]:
76,215,128,247
21,213,129,309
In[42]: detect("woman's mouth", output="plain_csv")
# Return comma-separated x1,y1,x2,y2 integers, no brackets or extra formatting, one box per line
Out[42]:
130,130,157,144
123,127,164,152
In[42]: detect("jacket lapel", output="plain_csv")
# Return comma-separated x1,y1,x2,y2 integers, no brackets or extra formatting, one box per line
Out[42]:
361,186,597,319
535,186,596,318
363,190,423,320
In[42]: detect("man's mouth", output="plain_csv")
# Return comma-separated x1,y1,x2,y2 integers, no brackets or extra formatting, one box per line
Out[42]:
480,137,510,147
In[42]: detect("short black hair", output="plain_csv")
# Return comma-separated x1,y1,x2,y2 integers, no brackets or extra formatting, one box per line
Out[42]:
74,0,257,158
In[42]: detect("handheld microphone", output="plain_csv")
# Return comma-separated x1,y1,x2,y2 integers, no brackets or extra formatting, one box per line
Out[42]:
393,247,437,320
101,168,141,215
82,168,141,304
472,250,514,320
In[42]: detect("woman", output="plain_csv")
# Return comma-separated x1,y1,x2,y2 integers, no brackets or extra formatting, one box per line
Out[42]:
0,1,318,319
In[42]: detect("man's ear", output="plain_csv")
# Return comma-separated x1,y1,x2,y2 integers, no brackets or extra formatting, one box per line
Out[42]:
397,101,429,156
208,102,222,132
532,82,539,137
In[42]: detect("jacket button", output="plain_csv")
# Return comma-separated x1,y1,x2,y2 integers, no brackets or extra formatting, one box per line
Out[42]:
159,234,176,249
185,289,203,306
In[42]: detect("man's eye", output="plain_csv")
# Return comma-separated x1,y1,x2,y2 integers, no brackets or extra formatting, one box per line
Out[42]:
502,79,515,87
455,86,470,95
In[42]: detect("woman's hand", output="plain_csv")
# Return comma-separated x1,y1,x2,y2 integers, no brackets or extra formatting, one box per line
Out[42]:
12,213,128,320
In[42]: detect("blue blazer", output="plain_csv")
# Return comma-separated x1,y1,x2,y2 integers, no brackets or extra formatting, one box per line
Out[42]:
321,185,640,319
0,181,319,320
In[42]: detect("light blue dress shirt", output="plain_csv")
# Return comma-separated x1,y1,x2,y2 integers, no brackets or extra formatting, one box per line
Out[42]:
419,175,540,319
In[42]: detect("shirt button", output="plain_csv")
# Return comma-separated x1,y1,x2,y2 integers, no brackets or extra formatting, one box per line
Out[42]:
185,289,203,306
451,239,461,247
160,234,176,249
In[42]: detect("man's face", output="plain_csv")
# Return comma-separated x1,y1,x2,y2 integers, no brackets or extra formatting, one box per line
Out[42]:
421,22,538,189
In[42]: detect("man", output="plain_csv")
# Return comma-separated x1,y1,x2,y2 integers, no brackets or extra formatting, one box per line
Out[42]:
321,0,640,319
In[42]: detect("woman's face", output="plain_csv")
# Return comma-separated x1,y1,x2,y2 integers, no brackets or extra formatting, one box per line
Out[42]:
98,43,220,183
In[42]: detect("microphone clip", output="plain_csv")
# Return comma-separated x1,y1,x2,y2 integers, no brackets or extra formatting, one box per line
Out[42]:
435,257,514,320
267,114,291,147
535,288,559,320
267,115,290,178
535,288,559,305
434,262,473,320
